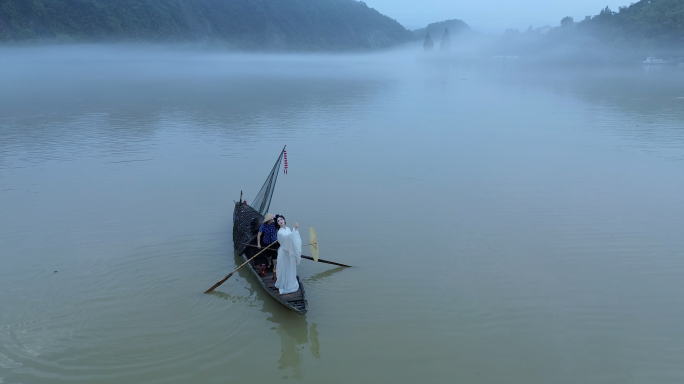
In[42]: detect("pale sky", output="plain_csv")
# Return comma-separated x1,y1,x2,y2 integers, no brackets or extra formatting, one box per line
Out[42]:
362,0,631,33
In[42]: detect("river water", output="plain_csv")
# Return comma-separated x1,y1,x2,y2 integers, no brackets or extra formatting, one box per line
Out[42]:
1,45,683,383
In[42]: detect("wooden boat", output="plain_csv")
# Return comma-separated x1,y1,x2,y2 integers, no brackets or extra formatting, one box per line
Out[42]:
232,147,308,315
643,56,663,65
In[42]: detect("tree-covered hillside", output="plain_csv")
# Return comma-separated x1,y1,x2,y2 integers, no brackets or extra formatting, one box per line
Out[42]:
485,0,684,63
0,0,413,50
576,0,684,48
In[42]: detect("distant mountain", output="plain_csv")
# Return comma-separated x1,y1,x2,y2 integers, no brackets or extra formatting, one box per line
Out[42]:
413,19,473,40
0,0,413,50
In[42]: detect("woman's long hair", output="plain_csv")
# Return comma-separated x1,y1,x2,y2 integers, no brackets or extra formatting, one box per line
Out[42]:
274,214,286,229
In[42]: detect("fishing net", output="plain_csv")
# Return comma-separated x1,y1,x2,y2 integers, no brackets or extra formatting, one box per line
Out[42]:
232,201,263,256
232,147,285,256
250,149,284,216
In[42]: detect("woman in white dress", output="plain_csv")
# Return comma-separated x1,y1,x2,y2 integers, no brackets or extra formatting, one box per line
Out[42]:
273,214,302,295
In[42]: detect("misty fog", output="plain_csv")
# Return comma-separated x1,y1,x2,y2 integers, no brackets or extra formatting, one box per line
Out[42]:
1,42,684,384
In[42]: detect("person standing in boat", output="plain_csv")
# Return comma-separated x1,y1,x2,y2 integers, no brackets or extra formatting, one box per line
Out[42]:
257,213,278,269
273,214,302,295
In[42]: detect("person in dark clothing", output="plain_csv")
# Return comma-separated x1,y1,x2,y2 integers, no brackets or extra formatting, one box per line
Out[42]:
257,213,279,268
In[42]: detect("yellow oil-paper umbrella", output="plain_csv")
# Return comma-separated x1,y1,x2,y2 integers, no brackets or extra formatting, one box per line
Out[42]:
309,226,319,262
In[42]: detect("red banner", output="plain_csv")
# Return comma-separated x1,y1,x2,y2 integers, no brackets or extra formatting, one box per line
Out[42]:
283,150,288,174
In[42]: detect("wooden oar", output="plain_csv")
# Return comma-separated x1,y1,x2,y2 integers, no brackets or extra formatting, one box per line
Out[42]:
205,242,277,293
240,243,351,268
300,255,351,268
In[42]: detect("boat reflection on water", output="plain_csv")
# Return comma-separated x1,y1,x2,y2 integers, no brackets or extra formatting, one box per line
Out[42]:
264,266,349,378
211,253,347,379
208,283,318,380
261,269,340,379
268,309,317,380
217,252,346,379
